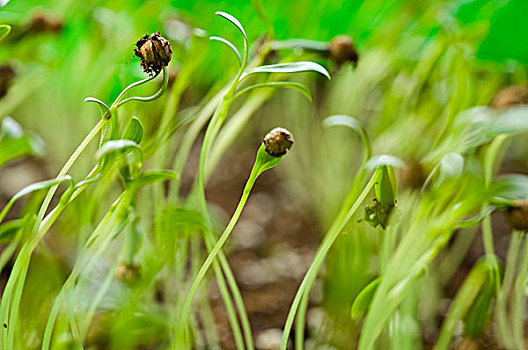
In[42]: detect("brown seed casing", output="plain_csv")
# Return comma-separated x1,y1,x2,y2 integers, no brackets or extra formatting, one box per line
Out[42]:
0,65,15,99
490,85,528,111
506,200,528,231
134,32,172,76
329,35,358,66
263,127,294,157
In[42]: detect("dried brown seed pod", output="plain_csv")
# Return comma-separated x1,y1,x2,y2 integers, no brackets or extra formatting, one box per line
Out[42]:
505,200,528,231
399,159,426,189
328,35,358,66
115,262,141,283
28,13,63,33
0,65,15,99
263,127,294,157
134,32,172,76
490,85,528,111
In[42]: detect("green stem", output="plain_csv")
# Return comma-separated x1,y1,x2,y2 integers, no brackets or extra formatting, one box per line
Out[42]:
282,171,379,350
181,162,259,343
202,232,245,350
41,192,130,350
0,118,106,349
512,233,528,349
294,167,369,350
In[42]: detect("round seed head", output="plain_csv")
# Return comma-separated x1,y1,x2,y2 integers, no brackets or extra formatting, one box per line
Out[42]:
506,200,528,232
263,127,294,157
134,32,172,76
490,85,528,111
329,35,358,66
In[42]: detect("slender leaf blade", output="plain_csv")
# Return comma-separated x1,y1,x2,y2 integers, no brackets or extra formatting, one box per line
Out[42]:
210,36,242,65
242,61,331,80
0,24,10,41
215,11,247,41
122,117,144,145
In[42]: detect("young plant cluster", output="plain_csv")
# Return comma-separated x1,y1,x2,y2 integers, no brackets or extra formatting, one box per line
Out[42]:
2,5,528,350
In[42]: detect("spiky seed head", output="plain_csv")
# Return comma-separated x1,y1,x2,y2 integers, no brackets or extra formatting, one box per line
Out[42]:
490,85,528,111
263,127,294,157
134,32,172,76
329,35,358,66
506,200,528,232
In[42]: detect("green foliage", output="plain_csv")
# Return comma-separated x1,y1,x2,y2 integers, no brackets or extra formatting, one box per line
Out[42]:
2,1,528,349
0,117,45,167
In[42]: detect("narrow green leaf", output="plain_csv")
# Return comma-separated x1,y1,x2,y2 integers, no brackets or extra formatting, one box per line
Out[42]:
351,278,381,318
323,115,364,134
128,170,178,191
323,115,371,163
0,176,73,224
241,61,331,80
435,257,497,348
0,117,46,166
0,24,10,42
84,97,110,116
210,36,242,65
0,219,23,244
366,155,404,172
233,82,312,101
464,279,495,337
122,117,144,145
96,140,142,161
490,174,528,201
13,176,73,202
215,11,247,42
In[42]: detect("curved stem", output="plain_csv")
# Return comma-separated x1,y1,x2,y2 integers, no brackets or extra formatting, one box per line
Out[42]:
115,67,168,108
512,234,528,349
110,71,159,109
0,118,106,348
182,163,259,343
294,166,370,349
282,171,379,350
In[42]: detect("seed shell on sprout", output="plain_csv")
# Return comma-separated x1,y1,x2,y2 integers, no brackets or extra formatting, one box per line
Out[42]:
328,35,358,66
490,85,528,111
134,32,172,76
505,200,528,232
263,127,294,157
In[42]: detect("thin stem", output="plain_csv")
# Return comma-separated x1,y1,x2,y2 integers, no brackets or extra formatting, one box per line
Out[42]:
115,67,168,108
110,72,159,109
181,164,259,338
282,171,379,350
512,233,528,349
294,166,369,349
41,192,129,350
0,118,106,349
202,233,245,350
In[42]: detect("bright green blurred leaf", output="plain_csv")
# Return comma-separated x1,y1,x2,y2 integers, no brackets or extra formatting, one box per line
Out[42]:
0,117,46,167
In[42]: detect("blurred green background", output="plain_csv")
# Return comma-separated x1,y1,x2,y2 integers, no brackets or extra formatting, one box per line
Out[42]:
2,0,528,349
